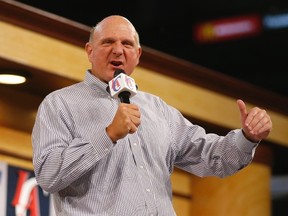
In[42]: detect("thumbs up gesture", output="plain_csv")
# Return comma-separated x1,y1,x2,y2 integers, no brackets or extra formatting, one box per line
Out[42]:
237,99,272,142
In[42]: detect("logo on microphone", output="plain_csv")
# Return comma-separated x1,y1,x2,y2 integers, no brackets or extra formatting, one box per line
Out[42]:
112,76,121,92
125,76,135,90
108,73,137,98
111,74,135,93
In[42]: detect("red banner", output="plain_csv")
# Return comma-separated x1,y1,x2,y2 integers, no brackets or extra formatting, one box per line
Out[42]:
193,14,262,43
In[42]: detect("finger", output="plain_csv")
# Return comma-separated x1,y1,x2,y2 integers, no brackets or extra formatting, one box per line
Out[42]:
127,103,139,111
237,99,248,126
118,104,140,134
128,109,141,119
125,115,140,134
130,115,141,127
246,107,265,131
128,125,137,134
248,124,270,141
250,111,271,134
127,105,141,117
244,107,265,133
258,115,272,135
127,104,141,127
127,119,139,133
250,116,265,135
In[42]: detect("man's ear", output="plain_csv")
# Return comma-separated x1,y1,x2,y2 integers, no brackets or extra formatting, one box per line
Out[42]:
85,42,92,60
137,47,142,58
136,47,142,65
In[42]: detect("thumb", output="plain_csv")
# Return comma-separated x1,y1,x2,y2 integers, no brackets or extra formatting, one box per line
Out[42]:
237,99,247,124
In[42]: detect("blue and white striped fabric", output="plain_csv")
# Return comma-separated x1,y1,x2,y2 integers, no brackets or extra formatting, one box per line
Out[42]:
32,70,258,216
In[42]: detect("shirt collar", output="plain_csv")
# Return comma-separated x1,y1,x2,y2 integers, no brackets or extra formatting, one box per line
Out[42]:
84,70,109,95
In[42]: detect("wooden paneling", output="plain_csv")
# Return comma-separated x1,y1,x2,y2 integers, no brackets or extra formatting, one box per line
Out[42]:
0,20,287,146
190,163,271,216
171,169,192,197
171,169,193,216
0,21,89,81
1,0,287,116
173,196,192,216
0,127,32,160
0,155,33,170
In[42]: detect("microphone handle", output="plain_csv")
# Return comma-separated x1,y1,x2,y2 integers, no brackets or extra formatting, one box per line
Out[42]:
119,91,131,104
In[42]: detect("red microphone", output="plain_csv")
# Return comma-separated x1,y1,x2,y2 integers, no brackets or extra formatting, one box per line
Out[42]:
108,69,137,104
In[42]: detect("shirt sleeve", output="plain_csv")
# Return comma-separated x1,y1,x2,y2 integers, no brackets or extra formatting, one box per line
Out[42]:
32,93,114,193
166,103,258,178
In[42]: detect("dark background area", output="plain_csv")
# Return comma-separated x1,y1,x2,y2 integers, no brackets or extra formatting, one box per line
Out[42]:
15,0,288,99
13,1,288,215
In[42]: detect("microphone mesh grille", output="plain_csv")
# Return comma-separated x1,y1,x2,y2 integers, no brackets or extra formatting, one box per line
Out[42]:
114,69,125,77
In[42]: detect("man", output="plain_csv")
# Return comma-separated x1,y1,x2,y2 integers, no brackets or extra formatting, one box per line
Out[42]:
32,15,272,216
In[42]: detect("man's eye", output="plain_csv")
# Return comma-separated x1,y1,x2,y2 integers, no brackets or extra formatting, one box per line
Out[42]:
104,40,112,44
123,42,133,47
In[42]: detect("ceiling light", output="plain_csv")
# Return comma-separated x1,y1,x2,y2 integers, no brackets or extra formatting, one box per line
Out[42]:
0,70,28,85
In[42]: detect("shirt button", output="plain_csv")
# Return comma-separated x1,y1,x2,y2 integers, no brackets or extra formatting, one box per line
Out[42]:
146,188,150,192
133,143,137,146
139,165,144,169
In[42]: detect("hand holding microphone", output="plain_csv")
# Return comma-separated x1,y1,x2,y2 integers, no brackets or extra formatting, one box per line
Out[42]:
106,103,141,142
106,70,141,142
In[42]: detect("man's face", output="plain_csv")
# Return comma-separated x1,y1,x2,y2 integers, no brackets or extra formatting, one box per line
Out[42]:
85,16,142,83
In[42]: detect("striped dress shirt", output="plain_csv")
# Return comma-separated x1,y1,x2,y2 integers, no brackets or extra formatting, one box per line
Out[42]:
32,70,258,216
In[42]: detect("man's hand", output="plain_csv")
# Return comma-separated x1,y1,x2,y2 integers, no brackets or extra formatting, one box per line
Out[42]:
237,99,272,142
106,103,141,143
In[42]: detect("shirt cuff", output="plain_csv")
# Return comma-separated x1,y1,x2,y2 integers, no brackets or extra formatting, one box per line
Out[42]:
235,129,259,153
89,128,115,160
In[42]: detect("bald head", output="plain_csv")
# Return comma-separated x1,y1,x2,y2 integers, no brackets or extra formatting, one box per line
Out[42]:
89,15,140,48
85,15,142,82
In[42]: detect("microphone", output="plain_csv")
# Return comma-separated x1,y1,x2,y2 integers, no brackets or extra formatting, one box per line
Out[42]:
108,69,137,104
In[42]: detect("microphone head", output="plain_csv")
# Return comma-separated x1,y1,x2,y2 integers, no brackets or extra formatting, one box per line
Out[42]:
114,69,125,77
108,70,137,103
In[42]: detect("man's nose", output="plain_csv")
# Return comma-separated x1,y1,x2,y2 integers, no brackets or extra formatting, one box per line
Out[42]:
112,43,124,56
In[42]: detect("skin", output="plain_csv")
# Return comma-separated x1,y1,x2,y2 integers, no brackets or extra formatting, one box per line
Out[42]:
85,15,272,143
